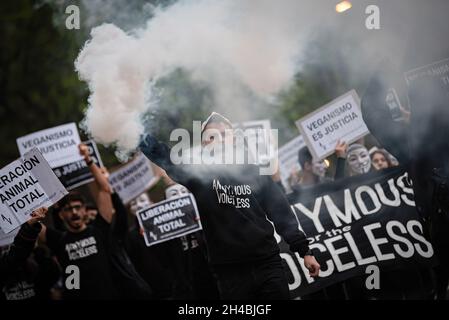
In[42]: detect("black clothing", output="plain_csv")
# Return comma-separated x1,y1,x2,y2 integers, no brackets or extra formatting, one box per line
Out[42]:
46,193,152,300
139,135,310,266
213,253,290,300
1,223,59,300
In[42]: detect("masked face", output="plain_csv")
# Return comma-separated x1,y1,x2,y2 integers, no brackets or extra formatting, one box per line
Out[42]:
165,184,189,199
202,122,234,147
312,160,327,178
347,147,371,175
130,193,151,215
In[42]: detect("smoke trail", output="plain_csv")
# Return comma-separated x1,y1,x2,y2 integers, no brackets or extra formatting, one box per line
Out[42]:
75,0,449,154
75,0,332,152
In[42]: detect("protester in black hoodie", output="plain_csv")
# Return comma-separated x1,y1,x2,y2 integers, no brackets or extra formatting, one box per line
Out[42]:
139,112,320,299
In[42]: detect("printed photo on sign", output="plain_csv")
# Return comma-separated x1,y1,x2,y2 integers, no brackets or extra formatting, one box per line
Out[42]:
278,136,306,192
53,140,104,190
0,148,68,233
296,90,369,160
137,193,202,247
16,123,83,169
109,153,158,204
281,167,434,298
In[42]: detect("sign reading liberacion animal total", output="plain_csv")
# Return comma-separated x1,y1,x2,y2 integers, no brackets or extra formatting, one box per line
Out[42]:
137,194,202,247
296,90,369,160
279,167,435,298
16,123,83,169
0,149,67,233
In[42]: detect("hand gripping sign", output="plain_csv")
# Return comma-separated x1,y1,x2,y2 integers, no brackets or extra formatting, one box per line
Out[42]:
137,193,202,247
296,90,369,160
0,148,68,233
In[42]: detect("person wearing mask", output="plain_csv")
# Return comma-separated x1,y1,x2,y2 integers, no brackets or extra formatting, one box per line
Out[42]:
126,192,175,299
165,183,220,300
139,112,320,300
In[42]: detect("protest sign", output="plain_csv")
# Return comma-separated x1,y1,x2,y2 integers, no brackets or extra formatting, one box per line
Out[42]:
280,167,435,298
0,149,68,233
53,140,104,190
405,57,449,89
237,120,276,165
137,193,202,247
296,90,369,160
16,123,83,169
278,136,306,192
0,228,19,247
109,153,158,204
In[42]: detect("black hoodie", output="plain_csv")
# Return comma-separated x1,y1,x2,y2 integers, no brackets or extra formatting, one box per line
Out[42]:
139,135,310,266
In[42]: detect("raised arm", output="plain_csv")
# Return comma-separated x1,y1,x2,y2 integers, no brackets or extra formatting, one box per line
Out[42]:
361,75,410,165
138,134,190,185
79,143,114,224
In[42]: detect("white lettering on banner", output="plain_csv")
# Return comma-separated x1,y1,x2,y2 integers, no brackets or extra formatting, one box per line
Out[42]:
292,172,415,233
16,123,83,169
296,90,369,160
282,220,433,288
0,149,67,233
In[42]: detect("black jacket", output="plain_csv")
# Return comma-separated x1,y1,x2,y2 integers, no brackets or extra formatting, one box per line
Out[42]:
139,136,310,265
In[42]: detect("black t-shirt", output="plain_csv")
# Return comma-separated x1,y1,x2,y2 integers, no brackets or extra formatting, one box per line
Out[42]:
46,217,119,299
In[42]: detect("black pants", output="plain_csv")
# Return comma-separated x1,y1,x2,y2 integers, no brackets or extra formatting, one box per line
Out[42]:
213,254,290,300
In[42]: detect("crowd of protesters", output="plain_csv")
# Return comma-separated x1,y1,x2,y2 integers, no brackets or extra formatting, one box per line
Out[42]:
1,78,448,300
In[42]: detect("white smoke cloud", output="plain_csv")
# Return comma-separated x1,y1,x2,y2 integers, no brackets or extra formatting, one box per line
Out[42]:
75,0,332,151
75,0,449,153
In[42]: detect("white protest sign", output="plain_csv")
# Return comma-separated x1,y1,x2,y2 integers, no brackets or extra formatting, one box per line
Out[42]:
53,140,104,190
278,136,306,191
137,194,202,247
109,153,158,204
0,228,19,247
405,57,449,88
16,123,83,169
295,90,369,160
0,149,68,233
237,120,277,166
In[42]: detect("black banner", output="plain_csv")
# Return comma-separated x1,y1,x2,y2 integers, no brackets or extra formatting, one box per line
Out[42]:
280,167,435,298
52,140,103,190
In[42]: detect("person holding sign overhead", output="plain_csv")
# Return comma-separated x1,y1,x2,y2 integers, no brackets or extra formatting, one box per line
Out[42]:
139,112,320,300
39,144,153,299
